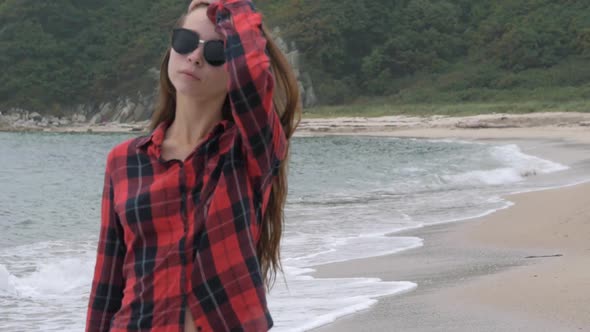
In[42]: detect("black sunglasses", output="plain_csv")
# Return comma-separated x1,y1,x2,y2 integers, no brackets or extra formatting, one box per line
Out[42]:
171,28,226,67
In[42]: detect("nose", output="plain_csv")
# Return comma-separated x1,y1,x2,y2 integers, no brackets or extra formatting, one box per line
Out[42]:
187,44,204,66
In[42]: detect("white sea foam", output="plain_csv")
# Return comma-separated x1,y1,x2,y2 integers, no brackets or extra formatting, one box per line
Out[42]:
268,266,417,331
0,264,17,297
0,240,95,331
442,144,569,186
491,144,569,174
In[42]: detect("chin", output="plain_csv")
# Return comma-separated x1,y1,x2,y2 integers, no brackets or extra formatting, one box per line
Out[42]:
172,79,199,94
176,86,214,100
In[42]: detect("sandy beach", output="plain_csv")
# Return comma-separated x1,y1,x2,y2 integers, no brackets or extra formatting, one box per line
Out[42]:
304,121,590,331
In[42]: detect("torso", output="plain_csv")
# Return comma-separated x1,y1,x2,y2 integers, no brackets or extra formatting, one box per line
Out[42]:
108,121,271,330
163,140,202,332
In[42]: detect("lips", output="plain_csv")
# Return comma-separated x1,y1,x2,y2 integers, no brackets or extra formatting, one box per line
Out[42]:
180,70,201,80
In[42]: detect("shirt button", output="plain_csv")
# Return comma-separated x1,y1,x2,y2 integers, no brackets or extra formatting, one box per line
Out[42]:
196,327,202,332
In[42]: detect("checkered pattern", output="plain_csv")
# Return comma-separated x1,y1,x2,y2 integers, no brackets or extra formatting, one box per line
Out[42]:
85,1,287,331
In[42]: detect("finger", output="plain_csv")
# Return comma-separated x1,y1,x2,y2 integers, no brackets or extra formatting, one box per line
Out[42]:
188,0,211,12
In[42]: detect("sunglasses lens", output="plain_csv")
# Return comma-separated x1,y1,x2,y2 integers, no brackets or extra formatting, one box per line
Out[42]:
172,28,225,66
204,40,226,66
172,29,198,55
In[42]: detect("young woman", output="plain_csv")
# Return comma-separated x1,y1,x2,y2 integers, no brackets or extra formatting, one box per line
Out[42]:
85,0,301,331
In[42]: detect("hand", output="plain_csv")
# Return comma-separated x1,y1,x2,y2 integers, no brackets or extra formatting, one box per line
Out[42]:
188,0,219,12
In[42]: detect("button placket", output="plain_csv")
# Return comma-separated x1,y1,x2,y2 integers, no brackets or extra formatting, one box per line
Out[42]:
180,156,203,332
178,160,193,332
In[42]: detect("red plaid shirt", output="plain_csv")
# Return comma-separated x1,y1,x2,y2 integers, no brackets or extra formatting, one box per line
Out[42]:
85,1,287,331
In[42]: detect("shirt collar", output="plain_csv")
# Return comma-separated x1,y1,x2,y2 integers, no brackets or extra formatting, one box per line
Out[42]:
136,119,169,152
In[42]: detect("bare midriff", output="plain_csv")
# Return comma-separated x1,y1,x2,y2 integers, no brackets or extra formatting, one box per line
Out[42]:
184,310,197,332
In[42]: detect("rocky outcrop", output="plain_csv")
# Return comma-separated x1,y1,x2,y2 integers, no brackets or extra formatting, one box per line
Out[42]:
0,109,79,130
88,92,154,125
0,91,155,132
272,27,318,108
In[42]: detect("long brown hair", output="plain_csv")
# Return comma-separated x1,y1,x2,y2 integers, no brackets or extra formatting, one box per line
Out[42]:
148,4,301,291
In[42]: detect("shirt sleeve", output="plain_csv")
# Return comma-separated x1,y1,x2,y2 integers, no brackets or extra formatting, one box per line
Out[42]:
207,0,287,193
190,162,273,331
85,152,126,332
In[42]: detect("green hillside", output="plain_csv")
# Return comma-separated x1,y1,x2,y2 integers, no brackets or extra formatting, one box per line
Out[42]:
0,0,186,114
265,0,590,106
1,0,590,116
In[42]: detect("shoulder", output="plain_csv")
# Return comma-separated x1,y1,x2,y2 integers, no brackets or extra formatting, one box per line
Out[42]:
105,135,149,173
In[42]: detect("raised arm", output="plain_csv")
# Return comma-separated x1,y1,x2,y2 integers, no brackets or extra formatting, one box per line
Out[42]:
85,152,126,332
205,0,287,192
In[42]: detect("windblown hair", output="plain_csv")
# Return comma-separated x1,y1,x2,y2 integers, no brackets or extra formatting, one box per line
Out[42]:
148,3,301,291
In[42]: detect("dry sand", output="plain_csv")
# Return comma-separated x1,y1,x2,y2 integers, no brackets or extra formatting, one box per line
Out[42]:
438,182,590,330
295,112,590,136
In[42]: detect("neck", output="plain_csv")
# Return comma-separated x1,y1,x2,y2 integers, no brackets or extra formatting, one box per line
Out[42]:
167,93,226,146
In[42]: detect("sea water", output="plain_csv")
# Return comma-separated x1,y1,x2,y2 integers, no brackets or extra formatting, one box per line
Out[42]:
0,132,588,331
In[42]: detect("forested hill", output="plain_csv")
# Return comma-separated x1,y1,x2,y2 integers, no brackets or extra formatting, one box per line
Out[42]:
1,0,590,115
263,0,590,105
0,0,187,114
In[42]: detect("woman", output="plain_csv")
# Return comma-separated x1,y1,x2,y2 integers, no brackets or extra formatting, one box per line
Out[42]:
85,0,301,331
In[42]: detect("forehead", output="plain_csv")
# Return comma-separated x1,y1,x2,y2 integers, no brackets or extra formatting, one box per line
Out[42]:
182,8,221,40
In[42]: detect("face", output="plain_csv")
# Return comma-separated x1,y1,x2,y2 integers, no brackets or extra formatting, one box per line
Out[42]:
167,7,229,100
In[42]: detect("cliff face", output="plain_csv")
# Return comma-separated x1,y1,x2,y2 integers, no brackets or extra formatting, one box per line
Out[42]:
272,27,318,109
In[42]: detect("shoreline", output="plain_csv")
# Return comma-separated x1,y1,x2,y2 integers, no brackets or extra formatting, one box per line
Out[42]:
0,121,150,134
1,111,590,135
309,181,590,332
306,131,590,331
